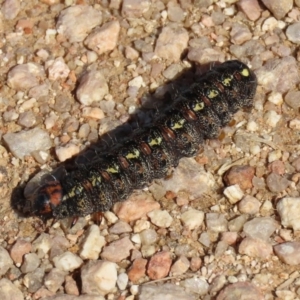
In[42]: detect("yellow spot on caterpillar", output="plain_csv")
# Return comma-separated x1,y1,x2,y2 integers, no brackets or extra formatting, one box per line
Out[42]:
67,185,83,198
125,149,140,159
240,68,249,77
207,89,218,98
149,136,162,146
193,101,205,111
171,119,185,130
90,175,101,186
222,76,233,86
107,165,119,174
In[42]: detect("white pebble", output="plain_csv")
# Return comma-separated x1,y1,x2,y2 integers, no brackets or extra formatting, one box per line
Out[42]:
264,110,281,127
289,118,300,130
80,225,106,260
223,184,244,204
268,92,283,105
55,143,80,162
180,209,204,230
46,57,70,81
268,150,282,163
147,209,173,228
53,251,83,272
277,197,300,231
247,120,258,132
117,273,128,290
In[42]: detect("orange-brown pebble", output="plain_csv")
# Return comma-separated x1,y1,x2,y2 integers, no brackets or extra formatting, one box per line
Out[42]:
190,257,202,272
114,193,160,222
220,232,238,245
10,239,32,264
223,165,255,189
268,160,285,175
147,251,172,280
65,275,79,295
128,258,147,283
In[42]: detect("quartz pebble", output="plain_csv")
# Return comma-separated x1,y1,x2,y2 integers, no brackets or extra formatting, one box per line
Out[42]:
56,5,102,42
7,63,45,91
101,236,134,263
2,0,20,20
116,273,128,290
147,251,172,280
206,213,228,232
53,251,83,272
160,157,214,198
46,57,70,81
139,283,197,300
274,242,300,265
243,217,278,241
180,209,204,230
21,253,40,273
277,197,300,230
266,173,290,193
81,260,117,296
181,277,209,296
121,0,151,17
0,278,23,300
285,90,300,109
237,0,261,21
139,229,157,245
147,209,173,228
114,193,160,222
76,70,109,105
239,237,273,259
3,128,51,159
0,247,13,276
80,225,106,260
228,214,248,232
261,0,293,19
238,195,261,214
170,256,190,276
155,26,189,62
223,184,244,204
55,143,80,162
286,22,300,43
217,282,264,300
10,239,32,264
84,20,120,56
44,268,66,293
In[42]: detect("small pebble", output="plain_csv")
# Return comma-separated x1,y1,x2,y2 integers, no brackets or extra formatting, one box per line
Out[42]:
53,251,83,272
80,225,106,260
243,217,279,241
84,20,120,55
81,260,117,295
180,209,204,230
206,213,228,232
274,242,300,265
223,184,244,204
238,195,261,214
76,70,109,105
277,197,300,230
147,251,172,280
101,236,134,263
56,5,102,42
147,209,173,228
216,282,264,300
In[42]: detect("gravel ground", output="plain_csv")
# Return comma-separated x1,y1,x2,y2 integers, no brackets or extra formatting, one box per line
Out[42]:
1,0,300,299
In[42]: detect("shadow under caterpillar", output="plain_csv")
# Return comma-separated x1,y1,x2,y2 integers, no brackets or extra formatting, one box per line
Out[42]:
25,60,257,220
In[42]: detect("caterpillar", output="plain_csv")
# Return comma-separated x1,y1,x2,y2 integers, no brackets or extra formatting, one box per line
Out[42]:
29,60,257,219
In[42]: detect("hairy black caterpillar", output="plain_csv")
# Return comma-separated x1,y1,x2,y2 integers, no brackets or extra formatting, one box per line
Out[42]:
29,60,257,219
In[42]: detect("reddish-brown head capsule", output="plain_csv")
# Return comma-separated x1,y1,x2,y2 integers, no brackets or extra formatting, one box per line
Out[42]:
33,181,63,216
